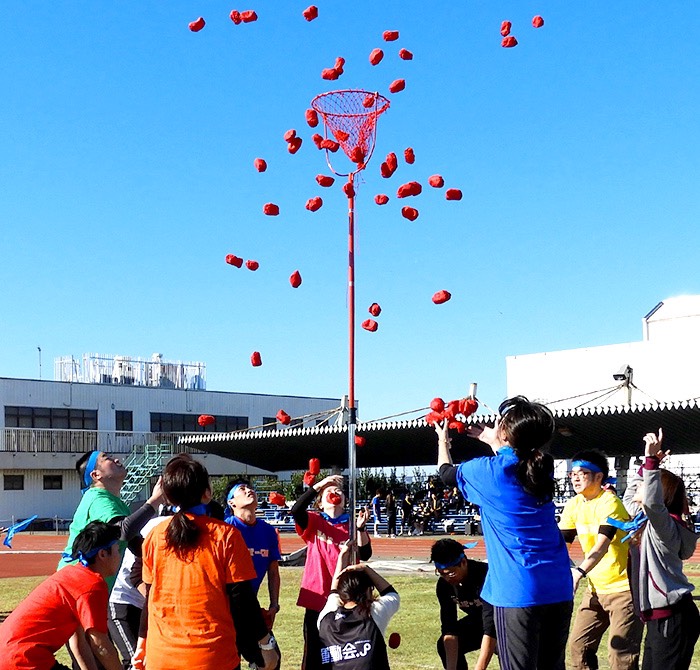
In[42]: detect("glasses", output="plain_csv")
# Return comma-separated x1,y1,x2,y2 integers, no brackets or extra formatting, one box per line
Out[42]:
435,567,460,577
568,470,592,479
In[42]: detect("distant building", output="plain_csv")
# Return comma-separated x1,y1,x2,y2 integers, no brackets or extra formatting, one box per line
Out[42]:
0,352,341,525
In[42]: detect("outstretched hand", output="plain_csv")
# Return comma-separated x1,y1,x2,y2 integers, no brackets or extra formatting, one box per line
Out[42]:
643,428,670,461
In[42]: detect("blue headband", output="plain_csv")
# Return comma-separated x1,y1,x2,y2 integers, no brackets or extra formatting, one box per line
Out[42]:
81,451,101,494
227,483,250,501
571,460,602,474
62,538,119,567
434,542,478,570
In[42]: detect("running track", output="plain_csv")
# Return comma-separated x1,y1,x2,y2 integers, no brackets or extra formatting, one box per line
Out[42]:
2,533,699,579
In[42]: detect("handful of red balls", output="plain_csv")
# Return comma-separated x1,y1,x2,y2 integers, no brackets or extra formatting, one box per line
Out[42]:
425,396,478,432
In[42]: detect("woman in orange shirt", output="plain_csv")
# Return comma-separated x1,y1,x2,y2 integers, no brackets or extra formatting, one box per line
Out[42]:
133,454,278,670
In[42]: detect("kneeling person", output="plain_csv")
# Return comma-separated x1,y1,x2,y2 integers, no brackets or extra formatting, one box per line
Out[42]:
0,521,123,670
431,539,496,670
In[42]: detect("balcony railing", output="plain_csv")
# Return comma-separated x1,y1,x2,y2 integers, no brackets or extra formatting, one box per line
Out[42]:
0,428,204,455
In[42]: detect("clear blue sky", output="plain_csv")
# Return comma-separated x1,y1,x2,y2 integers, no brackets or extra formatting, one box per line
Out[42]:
1,1,698,421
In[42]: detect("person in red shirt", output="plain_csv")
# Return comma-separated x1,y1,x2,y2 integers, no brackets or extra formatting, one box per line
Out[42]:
0,521,124,670
132,454,278,670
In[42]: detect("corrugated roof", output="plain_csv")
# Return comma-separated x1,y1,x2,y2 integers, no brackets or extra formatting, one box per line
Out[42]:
179,399,700,470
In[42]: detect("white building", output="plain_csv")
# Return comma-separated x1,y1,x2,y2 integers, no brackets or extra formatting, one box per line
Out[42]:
0,353,341,526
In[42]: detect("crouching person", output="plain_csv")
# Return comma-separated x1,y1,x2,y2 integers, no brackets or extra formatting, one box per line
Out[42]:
0,521,123,670
431,539,496,670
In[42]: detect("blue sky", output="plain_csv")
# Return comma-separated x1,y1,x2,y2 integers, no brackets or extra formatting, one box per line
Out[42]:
1,1,698,421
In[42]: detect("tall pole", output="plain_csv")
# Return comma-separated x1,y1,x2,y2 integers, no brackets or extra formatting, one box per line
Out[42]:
346,172,357,562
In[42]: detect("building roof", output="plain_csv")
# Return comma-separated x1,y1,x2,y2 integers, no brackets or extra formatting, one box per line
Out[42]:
179,399,700,470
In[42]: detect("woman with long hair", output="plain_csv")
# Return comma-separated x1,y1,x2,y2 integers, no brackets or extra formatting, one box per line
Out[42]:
317,542,400,670
621,429,699,669
132,454,278,670
436,396,573,670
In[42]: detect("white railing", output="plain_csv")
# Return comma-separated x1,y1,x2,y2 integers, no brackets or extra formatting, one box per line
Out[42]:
0,428,204,455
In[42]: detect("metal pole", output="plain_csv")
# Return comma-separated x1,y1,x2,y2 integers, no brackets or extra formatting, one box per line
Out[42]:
347,172,358,562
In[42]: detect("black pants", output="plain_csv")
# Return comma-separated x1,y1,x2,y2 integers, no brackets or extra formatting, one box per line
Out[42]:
108,602,142,669
494,600,573,670
303,608,323,670
642,596,700,670
437,615,486,670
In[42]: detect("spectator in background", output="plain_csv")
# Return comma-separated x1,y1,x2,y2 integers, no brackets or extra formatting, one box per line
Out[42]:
400,493,414,536
385,491,397,538
372,489,384,538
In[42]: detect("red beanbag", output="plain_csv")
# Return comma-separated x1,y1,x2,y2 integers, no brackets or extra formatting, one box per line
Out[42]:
250,351,262,367
254,158,267,172
225,254,243,268
399,48,413,60
303,471,316,486
245,260,259,271
305,109,319,127
350,146,365,164
397,181,422,198
389,79,405,93
404,147,415,164
320,139,340,152
532,15,544,28
343,182,355,198
309,458,321,475
230,11,242,24
312,133,324,148
430,397,445,412
432,290,451,304
401,206,419,221
428,174,444,188
290,270,302,288
283,129,297,142
380,162,392,178
502,36,518,48
362,319,378,332
240,10,257,23
425,410,445,426
269,491,286,506
386,152,398,172
354,435,366,447
369,48,384,65
263,203,279,216
500,21,511,37
316,174,335,187
287,137,302,154
363,95,376,108
369,303,381,316
334,129,350,142
383,30,399,41
459,398,479,417
198,414,215,427
189,17,205,32
374,194,389,205
305,196,323,212
322,67,340,80
276,409,291,425
303,5,318,21
445,400,460,421
446,188,463,201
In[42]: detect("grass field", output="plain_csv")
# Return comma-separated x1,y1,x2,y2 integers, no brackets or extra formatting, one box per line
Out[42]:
2,567,700,669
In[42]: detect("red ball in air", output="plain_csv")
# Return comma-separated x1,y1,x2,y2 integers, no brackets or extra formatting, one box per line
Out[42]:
287,137,302,154
383,30,399,41
430,397,445,412
198,414,215,427
245,260,259,271
386,152,398,172
240,10,257,23
369,303,381,317
404,147,415,164
305,197,323,212
309,458,321,475
303,5,318,21
284,129,297,142
355,435,366,447
500,21,511,37
350,146,365,164
399,49,413,60
343,182,355,198
316,175,335,187
446,188,463,201
401,206,419,221
250,351,262,367
305,109,319,128
389,79,406,94
532,15,544,28
290,270,302,288
276,409,291,425
374,194,389,205
428,175,444,188
502,36,518,48
369,48,384,65
189,17,205,32
225,254,243,268
230,11,242,24
432,290,452,305
254,158,267,172
362,319,378,332
263,203,279,216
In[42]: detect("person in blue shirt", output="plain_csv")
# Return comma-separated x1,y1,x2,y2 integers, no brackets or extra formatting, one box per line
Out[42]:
437,396,573,670
226,479,282,670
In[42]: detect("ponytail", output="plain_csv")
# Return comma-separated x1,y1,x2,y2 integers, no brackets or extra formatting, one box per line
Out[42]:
165,511,202,559
498,396,556,501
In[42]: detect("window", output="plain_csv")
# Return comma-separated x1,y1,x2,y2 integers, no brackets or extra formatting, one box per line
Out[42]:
43,474,63,490
262,417,278,431
4,407,97,430
290,418,304,429
150,413,248,433
4,475,24,490
115,411,133,432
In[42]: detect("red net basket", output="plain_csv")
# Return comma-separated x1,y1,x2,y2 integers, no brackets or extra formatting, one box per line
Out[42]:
311,89,390,173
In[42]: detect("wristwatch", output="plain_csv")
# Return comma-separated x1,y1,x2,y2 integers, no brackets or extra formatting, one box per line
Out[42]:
259,635,276,650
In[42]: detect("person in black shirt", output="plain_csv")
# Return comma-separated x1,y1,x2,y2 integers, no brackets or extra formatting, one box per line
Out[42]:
431,539,496,670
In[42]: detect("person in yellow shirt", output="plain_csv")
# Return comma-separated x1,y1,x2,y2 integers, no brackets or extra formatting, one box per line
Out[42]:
559,450,643,670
